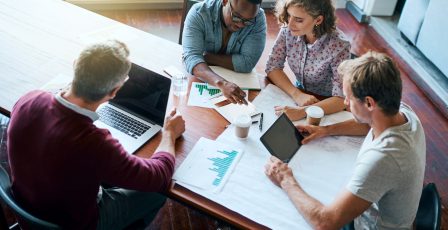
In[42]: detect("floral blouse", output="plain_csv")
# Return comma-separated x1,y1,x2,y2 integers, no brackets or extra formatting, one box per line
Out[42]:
265,27,350,97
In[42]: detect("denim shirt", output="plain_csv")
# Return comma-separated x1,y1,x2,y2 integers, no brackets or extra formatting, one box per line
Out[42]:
182,0,266,74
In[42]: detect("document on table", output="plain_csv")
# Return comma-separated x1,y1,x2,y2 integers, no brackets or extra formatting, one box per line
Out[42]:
173,138,243,193
187,82,248,109
211,96,258,123
177,84,365,229
210,66,261,90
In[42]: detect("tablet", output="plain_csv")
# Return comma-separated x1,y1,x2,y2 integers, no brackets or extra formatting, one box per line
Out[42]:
260,113,304,163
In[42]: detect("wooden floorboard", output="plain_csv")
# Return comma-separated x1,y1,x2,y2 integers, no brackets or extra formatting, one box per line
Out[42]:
0,6,445,230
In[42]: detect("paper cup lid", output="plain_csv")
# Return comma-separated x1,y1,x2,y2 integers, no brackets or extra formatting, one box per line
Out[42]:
233,114,251,127
305,106,324,118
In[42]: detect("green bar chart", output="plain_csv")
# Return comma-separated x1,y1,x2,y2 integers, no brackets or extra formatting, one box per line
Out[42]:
195,83,221,96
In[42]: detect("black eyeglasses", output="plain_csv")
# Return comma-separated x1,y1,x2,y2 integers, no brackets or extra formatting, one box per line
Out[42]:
228,1,256,26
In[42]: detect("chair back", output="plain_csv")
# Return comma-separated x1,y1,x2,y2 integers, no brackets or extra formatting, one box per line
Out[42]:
0,167,60,230
415,183,441,230
179,0,203,44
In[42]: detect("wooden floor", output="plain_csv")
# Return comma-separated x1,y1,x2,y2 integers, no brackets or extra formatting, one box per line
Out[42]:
0,6,446,230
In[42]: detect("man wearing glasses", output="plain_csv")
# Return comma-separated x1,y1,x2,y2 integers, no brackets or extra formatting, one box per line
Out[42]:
182,0,266,104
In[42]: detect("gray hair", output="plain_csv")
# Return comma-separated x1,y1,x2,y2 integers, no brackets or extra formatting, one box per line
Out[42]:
72,40,131,102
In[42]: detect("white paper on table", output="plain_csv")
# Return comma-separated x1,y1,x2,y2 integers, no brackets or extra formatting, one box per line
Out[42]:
211,97,258,123
40,73,72,94
187,82,249,108
173,138,244,193
177,84,365,229
210,66,261,90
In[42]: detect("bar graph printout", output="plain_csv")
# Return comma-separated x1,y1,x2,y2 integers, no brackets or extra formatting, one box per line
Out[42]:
173,138,243,193
187,82,248,108
187,82,221,108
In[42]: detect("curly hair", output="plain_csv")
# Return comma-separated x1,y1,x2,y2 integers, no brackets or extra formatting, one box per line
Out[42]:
275,0,336,38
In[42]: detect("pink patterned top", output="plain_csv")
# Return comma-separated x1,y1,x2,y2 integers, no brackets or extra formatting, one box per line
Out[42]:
266,27,350,97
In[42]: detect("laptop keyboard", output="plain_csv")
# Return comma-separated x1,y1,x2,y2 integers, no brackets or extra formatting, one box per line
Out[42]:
98,106,151,139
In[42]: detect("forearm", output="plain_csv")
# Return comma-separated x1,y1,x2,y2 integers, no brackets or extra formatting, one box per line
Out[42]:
192,62,227,87
281,179,336,229
325,119,370,136
267,69,299,97
204,52,234,70
314,96,346,115
155,132,176,157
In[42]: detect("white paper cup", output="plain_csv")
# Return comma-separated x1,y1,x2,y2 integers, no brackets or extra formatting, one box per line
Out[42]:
305,106,324,126
233,114,251,139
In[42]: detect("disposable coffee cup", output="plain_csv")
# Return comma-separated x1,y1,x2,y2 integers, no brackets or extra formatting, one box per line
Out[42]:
233,114,251,139
305,106,324,126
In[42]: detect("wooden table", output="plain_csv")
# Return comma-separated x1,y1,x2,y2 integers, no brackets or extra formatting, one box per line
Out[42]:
0,0,267,228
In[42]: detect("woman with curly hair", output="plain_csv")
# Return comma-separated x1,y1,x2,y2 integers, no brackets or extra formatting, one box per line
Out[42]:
266,0,350,121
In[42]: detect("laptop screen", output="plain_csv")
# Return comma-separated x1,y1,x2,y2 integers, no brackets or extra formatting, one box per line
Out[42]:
110,63,171,126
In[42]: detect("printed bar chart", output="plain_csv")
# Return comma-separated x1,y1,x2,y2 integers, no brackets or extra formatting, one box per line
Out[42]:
195,83,221,96
173,138,243,193
209,150,238,186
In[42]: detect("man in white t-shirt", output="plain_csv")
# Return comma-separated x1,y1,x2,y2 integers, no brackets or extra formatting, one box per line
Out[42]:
265,51,426,229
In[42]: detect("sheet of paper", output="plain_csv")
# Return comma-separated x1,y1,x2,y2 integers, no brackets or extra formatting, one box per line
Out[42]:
210,66,261,90
176,84,365,229
40,73,72,94
173,138,243,193
211,98,258,123
187,82,249,108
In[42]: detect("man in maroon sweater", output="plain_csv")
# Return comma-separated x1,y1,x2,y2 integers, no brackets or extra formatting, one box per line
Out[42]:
7,40,185,229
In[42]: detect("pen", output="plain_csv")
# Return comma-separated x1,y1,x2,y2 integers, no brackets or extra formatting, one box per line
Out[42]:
209,93,223,100
259,113,263,131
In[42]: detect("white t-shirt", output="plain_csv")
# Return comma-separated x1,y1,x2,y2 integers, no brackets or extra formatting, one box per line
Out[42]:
347,104,426,230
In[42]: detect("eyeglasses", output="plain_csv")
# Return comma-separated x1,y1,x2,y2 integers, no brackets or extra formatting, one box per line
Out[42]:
228,1,256,26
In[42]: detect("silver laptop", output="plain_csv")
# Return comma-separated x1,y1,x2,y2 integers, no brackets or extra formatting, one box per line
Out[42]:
94,63,171,153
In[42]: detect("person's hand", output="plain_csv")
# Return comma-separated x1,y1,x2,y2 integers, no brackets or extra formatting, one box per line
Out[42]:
274,106,306,121
163,107,185,140
296,124,328,144
218,81,247,105
292,89,319,106
264,156,297,188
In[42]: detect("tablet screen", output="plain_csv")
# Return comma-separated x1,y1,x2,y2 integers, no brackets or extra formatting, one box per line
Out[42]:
260,114,304,162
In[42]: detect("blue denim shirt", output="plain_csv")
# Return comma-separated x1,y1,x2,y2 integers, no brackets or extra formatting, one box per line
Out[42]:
182,0,266,74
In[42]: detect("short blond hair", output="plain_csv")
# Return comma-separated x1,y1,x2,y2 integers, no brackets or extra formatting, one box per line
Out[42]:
274,0,336,38
338,51,402,116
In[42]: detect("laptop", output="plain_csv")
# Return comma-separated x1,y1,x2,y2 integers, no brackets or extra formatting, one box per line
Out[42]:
94,63,171,154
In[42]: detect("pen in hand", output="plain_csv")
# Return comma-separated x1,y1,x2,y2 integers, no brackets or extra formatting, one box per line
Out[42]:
259,113,263,131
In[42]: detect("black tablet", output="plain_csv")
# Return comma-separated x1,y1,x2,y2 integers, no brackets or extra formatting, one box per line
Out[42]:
260,113,304,163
